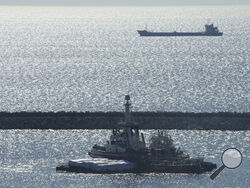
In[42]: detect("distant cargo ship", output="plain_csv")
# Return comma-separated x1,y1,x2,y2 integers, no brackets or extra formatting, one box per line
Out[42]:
137,24,223,37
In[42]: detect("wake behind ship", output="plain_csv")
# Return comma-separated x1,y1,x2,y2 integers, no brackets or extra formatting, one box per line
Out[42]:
137,24,223,37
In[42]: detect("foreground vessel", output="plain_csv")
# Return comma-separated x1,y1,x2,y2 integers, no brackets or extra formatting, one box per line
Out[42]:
137,24,223,37
57,95,216,174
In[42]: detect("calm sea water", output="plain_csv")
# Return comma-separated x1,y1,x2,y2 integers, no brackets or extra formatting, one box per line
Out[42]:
0,6,249,188
0,6,249,112
0,130,249,188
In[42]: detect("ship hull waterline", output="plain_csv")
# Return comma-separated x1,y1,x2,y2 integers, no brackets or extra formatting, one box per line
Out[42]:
137,31,223,37
81,150,217,174
57,149,217,174
56,162,217,174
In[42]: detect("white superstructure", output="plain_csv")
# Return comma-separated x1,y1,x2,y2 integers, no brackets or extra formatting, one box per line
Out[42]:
89,95,146,158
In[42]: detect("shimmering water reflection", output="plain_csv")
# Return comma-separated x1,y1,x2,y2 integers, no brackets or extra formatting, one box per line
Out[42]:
0,6,249,112
0,130,249,187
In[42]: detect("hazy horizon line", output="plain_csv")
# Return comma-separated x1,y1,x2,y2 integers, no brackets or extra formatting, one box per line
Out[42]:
0,4,249,7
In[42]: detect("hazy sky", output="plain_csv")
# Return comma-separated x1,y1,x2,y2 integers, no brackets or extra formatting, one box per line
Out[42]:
0,0,249,6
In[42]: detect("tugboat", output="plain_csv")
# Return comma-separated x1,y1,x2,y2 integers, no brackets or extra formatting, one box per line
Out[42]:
88,95,146,161
137,24,223,37
56,95,216,174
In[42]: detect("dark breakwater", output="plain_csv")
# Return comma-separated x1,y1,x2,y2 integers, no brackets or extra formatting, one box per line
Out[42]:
0,112,249,130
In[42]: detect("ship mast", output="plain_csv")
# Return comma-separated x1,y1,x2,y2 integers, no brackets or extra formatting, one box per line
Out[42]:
124,95,131,125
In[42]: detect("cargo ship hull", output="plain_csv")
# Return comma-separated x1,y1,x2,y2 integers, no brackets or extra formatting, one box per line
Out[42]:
137,30,223,37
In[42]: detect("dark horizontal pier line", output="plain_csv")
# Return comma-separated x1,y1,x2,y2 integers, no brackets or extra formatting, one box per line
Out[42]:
0,111,248,118
0,111,249,130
